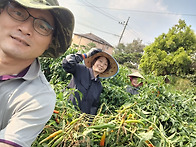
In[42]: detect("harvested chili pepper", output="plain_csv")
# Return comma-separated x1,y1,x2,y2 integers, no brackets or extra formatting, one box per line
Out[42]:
39,130,63,144
148,144,154,147
53,110,59,114
100,132,106,147
55,117,59,124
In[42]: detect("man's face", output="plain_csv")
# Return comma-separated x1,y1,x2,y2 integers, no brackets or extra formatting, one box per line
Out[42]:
0,2,54,60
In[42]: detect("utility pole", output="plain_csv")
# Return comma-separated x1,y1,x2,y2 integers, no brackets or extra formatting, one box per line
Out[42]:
118,17,130,44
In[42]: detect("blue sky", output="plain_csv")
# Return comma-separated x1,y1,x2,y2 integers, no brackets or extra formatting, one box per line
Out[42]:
58,0,196,47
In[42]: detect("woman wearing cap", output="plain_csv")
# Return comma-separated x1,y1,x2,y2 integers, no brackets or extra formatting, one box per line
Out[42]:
0,0,74,146
62,48,119,115
126,72,145,95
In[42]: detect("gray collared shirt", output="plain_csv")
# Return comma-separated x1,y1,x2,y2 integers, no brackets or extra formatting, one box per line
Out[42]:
0,59,56,147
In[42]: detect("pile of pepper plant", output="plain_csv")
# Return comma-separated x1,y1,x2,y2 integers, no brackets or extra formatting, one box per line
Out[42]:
32,59,195,147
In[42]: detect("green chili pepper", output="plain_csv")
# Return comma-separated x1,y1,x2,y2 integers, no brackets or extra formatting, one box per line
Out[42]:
51,136,64,147
88,123,116,129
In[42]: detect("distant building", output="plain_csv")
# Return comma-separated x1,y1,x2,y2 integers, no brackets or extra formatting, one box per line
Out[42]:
72,33,114,54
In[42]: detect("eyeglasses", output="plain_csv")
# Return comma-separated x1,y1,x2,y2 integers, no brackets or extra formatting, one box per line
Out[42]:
6,1,54,36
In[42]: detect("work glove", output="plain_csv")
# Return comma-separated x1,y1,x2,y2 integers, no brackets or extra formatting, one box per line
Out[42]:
83,48,102,59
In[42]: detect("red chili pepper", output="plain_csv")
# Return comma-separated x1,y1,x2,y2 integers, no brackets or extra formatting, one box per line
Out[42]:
53,110,59,114
55,118,59,124
100,132,106,147
148,144,154,147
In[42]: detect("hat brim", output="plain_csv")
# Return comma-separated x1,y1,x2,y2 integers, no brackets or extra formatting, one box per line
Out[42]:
128,72,144,79
0,0,74,58
84,52,119,78
44,8,74,58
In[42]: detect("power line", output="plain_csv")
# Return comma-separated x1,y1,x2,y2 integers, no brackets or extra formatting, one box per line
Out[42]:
70,0,195,45
78,0,141,43
67,1,196,17
76,21,120,37
81,5,196,17
79,0,122,22
78,0,126,42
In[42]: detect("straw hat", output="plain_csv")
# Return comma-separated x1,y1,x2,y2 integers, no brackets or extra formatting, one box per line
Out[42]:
84,51,119,78
0,0,74,58
128,72,144,79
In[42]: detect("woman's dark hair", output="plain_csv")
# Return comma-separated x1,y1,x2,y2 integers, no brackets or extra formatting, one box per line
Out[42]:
91,56,111,72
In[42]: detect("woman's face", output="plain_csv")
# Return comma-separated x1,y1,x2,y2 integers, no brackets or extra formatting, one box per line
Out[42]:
131,78,139,86
92,56,108,75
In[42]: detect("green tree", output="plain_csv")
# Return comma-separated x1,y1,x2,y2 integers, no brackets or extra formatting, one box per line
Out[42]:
140,19,196,76
114,39,145,69
125,38,145,53
114,43,126,54
86,42,96,51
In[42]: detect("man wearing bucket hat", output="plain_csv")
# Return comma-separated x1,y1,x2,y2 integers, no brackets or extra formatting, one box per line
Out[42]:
0,0,74,146
62,48,119,115
126,72,145,95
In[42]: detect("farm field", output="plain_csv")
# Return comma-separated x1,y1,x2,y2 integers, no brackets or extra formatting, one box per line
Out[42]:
32,49,196,147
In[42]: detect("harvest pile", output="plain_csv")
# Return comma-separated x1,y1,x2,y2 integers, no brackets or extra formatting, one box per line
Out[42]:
32,69,196,147
31,48,196,146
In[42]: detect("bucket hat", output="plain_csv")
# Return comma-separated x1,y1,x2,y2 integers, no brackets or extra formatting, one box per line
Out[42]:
84,51,119,78
0,0,74,58
128,72,144,79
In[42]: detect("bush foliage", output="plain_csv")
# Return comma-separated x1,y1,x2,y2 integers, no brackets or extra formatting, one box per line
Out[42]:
140,19,196,76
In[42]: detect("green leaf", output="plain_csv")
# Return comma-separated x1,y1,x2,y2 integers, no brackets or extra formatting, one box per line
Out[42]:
168,133,176,140
139,130,154,140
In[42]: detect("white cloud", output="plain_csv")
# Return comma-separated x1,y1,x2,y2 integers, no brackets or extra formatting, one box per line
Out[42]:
108,0,167,11
57,0,187,46
107,0,181,44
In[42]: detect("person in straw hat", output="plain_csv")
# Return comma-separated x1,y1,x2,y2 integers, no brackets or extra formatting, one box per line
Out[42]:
0,0,74,146
62,48,119,115
126,72,145,95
